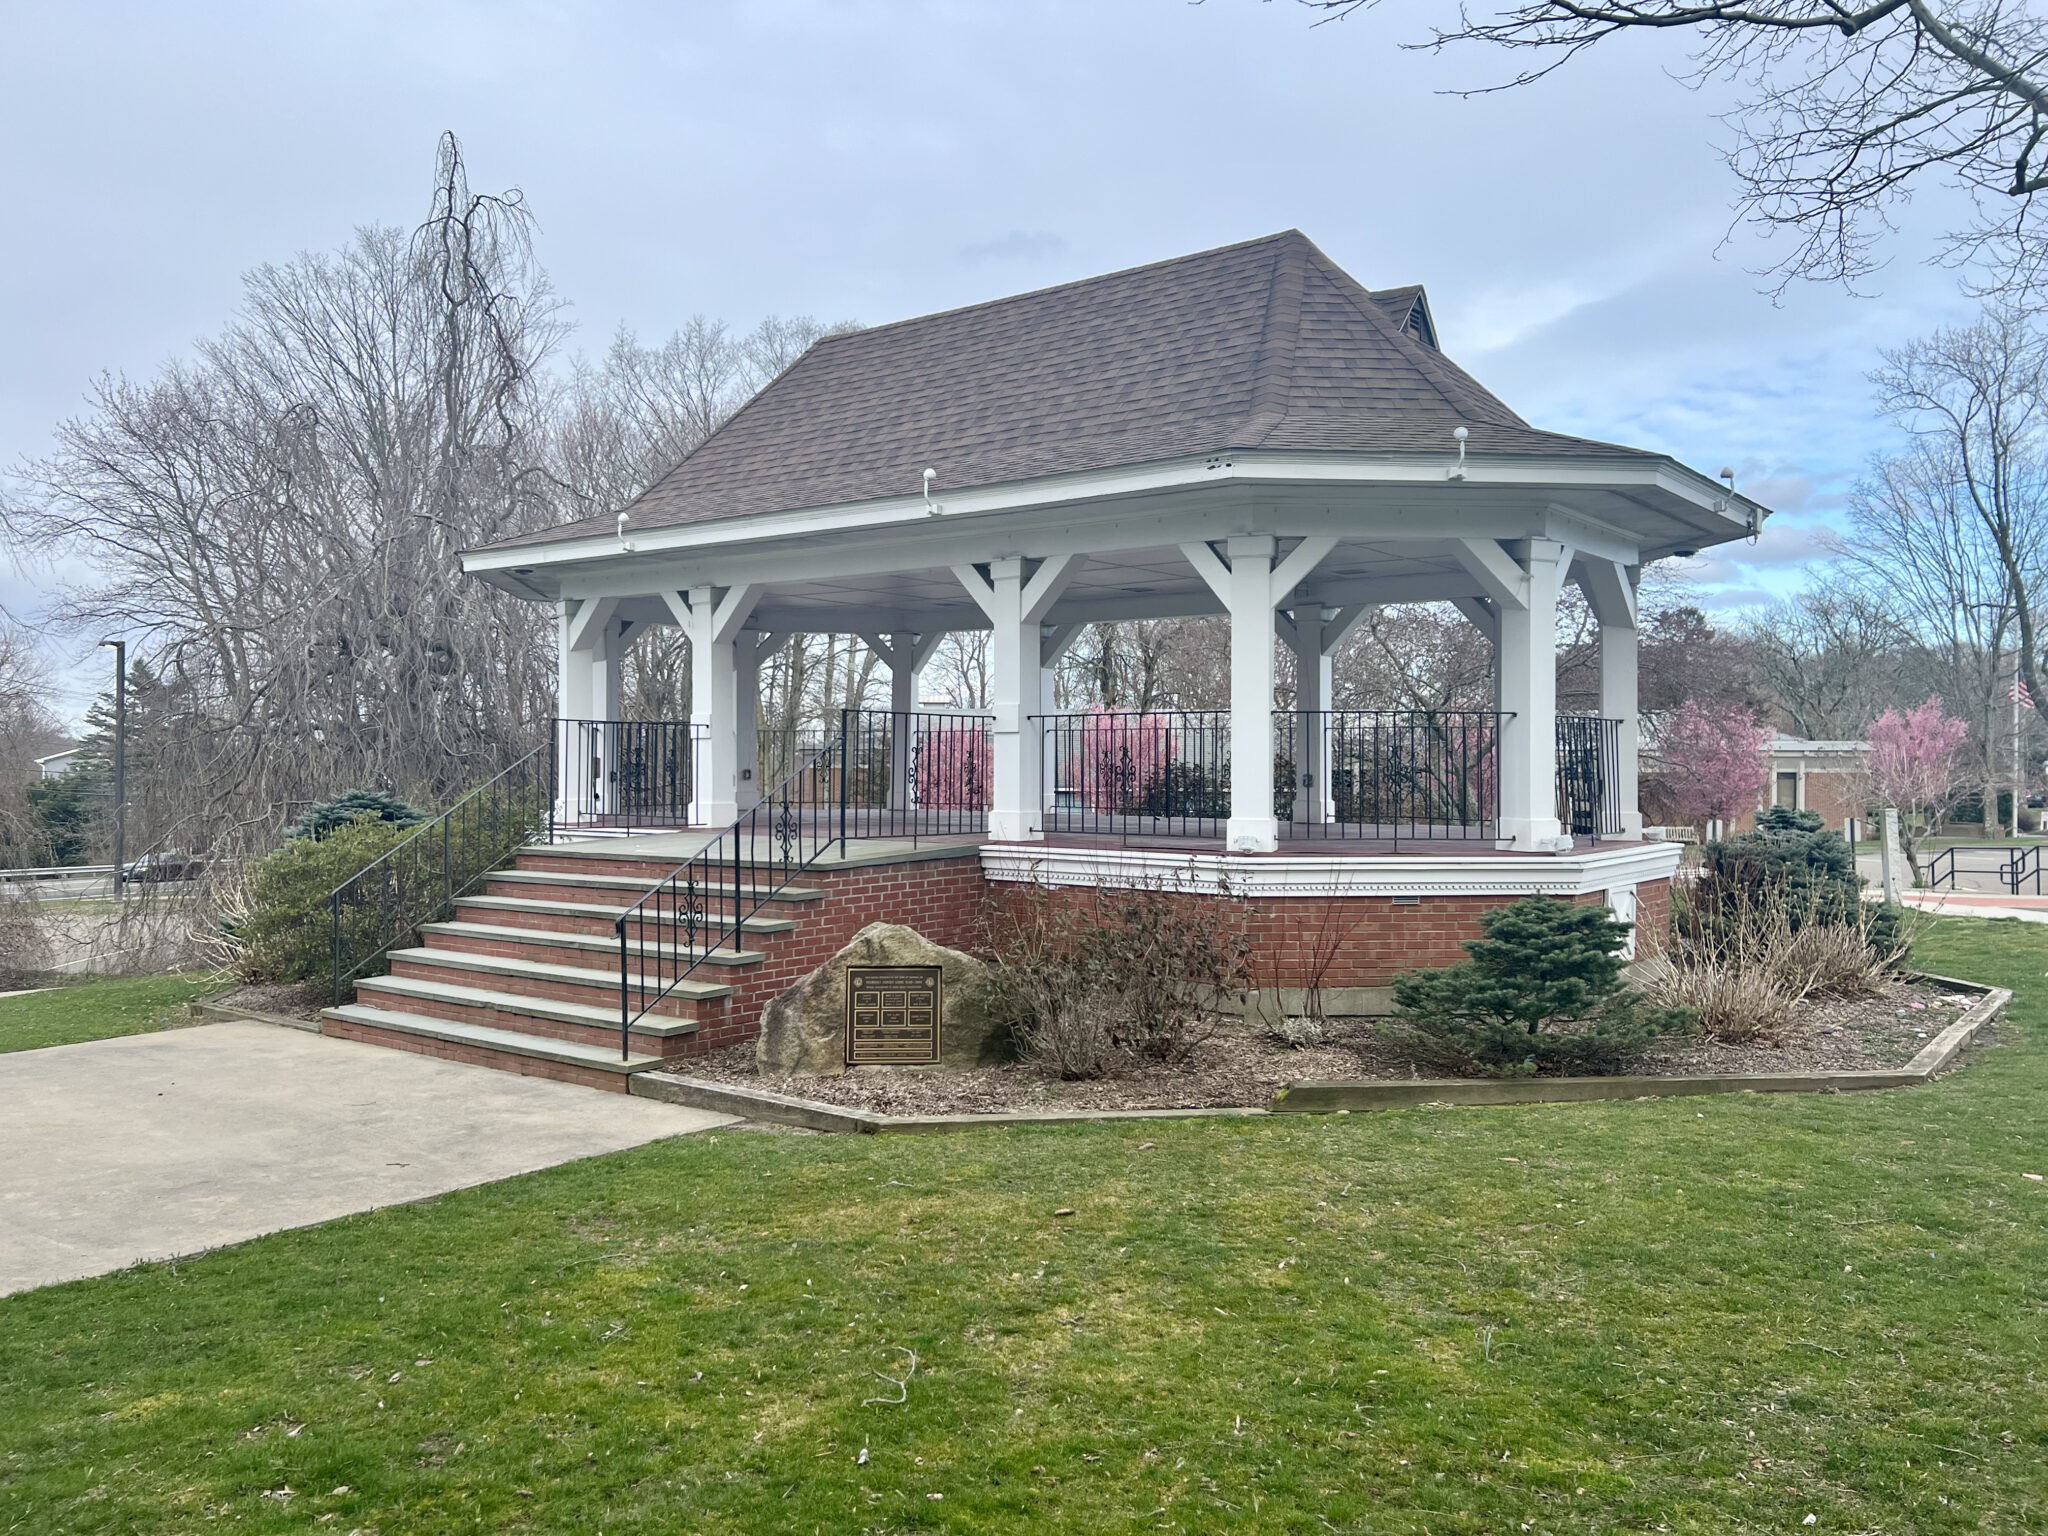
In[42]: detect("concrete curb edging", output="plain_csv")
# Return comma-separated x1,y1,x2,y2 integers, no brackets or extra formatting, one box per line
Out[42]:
633,972,2010,1131
193,999,323,1033
630,1073,1272,1133
1272,973,2010,1115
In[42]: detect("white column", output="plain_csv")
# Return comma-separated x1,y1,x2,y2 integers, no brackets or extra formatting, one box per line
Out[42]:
556,597,618,821
954,557,1080,841
1180,535,1337,853
1493,541,1568,850
1579,558,1644,838
664,584,761,829
1279,606,1323,827
1225,538,1279,850
887,631,916,811
735,633,781,812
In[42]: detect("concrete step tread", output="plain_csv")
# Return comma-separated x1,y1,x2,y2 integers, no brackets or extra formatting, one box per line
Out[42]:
352,972,710,1034
410,927,765,970
324,1004,664,1073
489,869,825,900
453,896,799,933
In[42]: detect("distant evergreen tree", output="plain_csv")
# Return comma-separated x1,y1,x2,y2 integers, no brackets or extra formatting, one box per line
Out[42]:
287,789,428,841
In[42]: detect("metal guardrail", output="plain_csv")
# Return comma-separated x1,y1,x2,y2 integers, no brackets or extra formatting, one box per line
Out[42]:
326,744,554,1004
1556,714,1624,842
555,718,704,832
839,709,994,843
1280,709,1510,843
1039,709,1232,841
1928,842,2048,893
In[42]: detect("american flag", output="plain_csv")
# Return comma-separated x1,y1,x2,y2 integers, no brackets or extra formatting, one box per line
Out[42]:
2012,673,2034,707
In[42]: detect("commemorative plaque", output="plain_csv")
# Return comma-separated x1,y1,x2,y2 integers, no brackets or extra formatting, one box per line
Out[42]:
844,964,943,1066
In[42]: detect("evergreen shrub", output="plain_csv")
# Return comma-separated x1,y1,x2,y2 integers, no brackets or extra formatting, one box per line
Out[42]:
1390,895,1689,1077
288,789,426,841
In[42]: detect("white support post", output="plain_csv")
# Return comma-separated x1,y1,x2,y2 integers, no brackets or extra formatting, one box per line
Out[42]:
1181,535,1336,852
1276,602,1367,824
557,597,618,823
1576,557,1643,838
735,631,781,811
1041,623,1084,817
954,556,1080,841
1490,540,1569,851
859,630,950,810
663,584,761,828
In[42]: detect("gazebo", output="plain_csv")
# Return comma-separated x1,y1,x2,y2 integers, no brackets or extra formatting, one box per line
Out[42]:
433,231,1763,1062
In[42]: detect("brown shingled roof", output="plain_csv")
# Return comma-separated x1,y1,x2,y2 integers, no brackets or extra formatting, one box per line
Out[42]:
493,230,1647,550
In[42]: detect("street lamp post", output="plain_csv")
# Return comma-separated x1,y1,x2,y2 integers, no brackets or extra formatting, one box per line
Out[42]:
99,640,126,896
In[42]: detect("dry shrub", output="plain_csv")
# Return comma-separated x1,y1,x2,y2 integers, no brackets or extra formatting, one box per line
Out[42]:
1656,958,1796,1044
982,870,1254,1079
1661,874,1910,1043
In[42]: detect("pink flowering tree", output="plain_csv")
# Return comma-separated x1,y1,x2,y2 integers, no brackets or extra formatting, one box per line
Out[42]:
1863,698,1970,884
1652,700,1772,833
914,723,991,811
1075,708,1172,815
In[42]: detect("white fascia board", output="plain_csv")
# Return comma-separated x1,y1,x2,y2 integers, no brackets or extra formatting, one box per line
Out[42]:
462,450,1749,583
979,839,1684,898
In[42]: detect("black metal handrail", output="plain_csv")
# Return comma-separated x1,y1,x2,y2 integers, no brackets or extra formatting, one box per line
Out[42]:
327,743,553,1004
1556,714,1624,841
839,708,994,843
1929,841,2047,893
556,718,704,832
1278,709,1508,842
613,714,856,1058
1039,709,1232,840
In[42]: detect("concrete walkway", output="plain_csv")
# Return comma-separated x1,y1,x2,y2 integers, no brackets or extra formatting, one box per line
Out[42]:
0,1021,738,1296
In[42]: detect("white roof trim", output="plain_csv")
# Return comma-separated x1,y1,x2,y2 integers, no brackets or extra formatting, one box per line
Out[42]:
463,450,1760,576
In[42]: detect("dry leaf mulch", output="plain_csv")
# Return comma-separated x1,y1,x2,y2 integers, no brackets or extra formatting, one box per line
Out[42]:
663,975,1987,1115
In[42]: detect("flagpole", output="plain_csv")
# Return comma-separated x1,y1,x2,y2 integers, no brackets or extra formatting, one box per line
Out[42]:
2016,664,2025,840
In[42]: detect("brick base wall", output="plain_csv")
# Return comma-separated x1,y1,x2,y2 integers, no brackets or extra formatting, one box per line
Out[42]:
982,877,1672,988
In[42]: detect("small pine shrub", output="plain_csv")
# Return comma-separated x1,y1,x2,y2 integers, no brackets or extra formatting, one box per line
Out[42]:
288,789,427,842
1389,895,1689,1077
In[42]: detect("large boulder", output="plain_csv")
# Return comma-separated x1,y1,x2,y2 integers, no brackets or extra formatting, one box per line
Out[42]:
755,923,1013,1078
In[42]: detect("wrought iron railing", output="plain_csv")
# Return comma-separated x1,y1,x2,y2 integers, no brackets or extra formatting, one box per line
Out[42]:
1039,710,1232,840
839,709,994,842
327,744,553,1003
555,718,704,833
1278,710,1507,842
614,717,857,1057
1556,714,1623,841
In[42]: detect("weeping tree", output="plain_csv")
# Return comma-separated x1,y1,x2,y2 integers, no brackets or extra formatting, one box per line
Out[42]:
4,133,564,865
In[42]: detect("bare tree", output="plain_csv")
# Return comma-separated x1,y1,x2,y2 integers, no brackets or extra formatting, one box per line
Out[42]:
2,133,563,863
1300,0,2048,289
1741,587,1908,736
1870,308,2048,753
1838,440,2021,823
0,621,64,865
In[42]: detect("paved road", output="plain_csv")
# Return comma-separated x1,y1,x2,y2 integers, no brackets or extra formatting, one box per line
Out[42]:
0,1021,737,1295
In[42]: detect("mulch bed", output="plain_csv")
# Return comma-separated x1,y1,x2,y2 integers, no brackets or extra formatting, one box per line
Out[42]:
209,982,327,1023
666,976,1983,1116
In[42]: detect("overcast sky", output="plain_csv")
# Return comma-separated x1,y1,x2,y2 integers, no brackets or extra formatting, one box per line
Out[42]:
0,0,1978,711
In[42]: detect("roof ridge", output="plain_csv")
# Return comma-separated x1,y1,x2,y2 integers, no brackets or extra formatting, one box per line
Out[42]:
1232,238,1309,448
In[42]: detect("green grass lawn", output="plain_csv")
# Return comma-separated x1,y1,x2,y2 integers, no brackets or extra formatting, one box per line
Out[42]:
0,974,228,1055
2,921,2044,1534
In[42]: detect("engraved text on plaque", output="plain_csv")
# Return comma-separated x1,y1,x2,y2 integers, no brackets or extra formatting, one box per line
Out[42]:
844,965,943,1065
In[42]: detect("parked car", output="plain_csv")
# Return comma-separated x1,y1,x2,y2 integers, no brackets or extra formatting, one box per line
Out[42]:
121,851,205,884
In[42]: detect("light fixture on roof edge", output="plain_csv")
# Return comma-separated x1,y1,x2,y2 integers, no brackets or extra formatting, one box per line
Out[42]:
1447,426,1469,482
923,466,943,516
